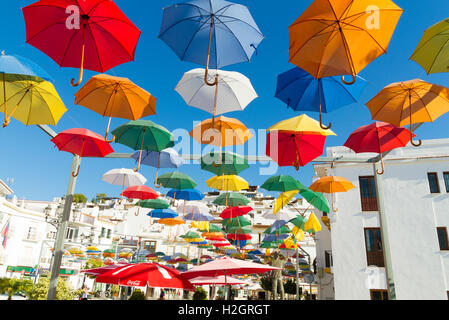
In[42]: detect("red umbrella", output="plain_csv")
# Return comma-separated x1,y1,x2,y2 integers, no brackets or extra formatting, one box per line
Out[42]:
266,131,326,170
227,233,252,241
219,206,253,220
344,122,414,175
189,275,251,286
122,185,159,216
23,0,141,87
51,128,114,177
204,235,227,241
95,263,195,290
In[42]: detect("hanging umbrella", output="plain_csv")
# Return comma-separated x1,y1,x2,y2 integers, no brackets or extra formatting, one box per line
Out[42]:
264,221,290,235
344,122,414,175
267,114,336,136
175,68,257,123
166,189,204,201
297,187,330,214
138,198,170,210
261,175,304,193
0,51,51,80
289,0,403,83
0,74,66,127
111,120,174,172
184,212,215,222
51,128,114,177
102,168,146,202
261,210,297,222
102,249,116,258
410,18,449,74
365,79,449,147
156,172,197,191
206,175,249,192
309,176,355,212
121,185,158,201
23,0,141,86
190,116,253,147
74,74,156,141
213,192,249,207
222,216,252,228
275,67,367,129
200,151,249,176
227,233,252,241
158,217,186,226
304,213,322,234
266,131,326,170
273,191,298,214
94,263,194,290
147,209,178,219
131,148,184,185
159,0,264,85
220,206,253,220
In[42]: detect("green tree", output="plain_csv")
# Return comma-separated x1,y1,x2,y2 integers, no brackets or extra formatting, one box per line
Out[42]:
193,287,208,300
0,278,33,300
96,193,107,203
128,289,146,300
283,279,298,295
73,193,88,203
83,258,104,279
29,276,76,300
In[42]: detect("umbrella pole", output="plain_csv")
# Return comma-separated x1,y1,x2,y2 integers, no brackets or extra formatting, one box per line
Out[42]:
204,15,219,87
134,128,146,172
2,87,32,128
155,153,161,187
212,77,219,127
409,92,422,147
104,116,116,143
318,80,331,130
338,26,357,86
71,23,86,87
331,193,338,212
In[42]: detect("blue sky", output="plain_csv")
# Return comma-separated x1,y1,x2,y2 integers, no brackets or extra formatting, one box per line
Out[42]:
1,0,449,201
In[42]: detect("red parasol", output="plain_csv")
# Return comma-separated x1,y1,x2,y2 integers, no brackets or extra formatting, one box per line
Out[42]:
219,206,253,220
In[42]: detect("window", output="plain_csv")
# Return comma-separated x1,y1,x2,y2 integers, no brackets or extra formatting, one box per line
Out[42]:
100,227,106,238
324,250,333,268
359,176,378,211
437,227,449,251
427,173,440,193
65,227,75,241
143,240,157,253
107,229,111,239
444,172,449,192
364,228,385,267
370,289,388,300
25,226,37,241
47,231,56,239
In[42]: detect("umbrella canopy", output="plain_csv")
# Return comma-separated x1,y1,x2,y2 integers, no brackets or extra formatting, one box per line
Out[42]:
178,201,211,217
275,67,367,129
220,206,253,220
94,263,195,290
222,216,252,228
176,68,257,119
137,198,170,209
159,0,263,84
344,122,414,174
121,185,158,200
304,213,322,233
156,172,197,190
227,233,252,241
182,256,280,279
158,217,186,226
75,74,156,141
23,0,141,86
1,74,66,127
273,191,298,214
266,131,326,170
309,176,355,212
184,212,215,222
51,128,114,177
268,114,336,136
225,226,252,234
190,116,253,147
365,79,449,147
410,18,449,75
81,263,129,276
206,175,249,191
289,0,403,82
213,192,249,206
102,168,147,187
189,275,251,286
261,175,304,192
298,188,330,213
261,210,297,221
0,51,51,80
166,189,204,201
112,120,175,172
147,209,178,219
132,148,184,169
200,151,249,176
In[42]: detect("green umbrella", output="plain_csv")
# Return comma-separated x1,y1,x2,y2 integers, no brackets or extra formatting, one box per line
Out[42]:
261,175,305,192
156,172,197,190
260,241,280,248
213,192,249,206
111,120,174,172
222,216,252,228
298,187,330,213
410,18,449,74
154,252,165,256
290,215,306,230
226,226,252,234
264,225,291,234
180,231,201,239
200,151,249,175
199,224,222,233
137,198,170,209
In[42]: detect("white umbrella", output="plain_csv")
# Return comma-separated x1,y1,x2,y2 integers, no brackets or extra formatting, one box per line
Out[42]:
175,68,258,119
261,210,297,221
102,168,147,187
176,201,210,215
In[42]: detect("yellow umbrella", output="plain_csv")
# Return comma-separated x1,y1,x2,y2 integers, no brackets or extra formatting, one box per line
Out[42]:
282,236,299,249
309,176,355,212
191,221,210,230
366,79,449,146
267,114,336,136
291,226,305,242
190,115,253,147
273,190,299,214
75,74,157,142
206,175,249,191
1,74,66,127
304,213,322,233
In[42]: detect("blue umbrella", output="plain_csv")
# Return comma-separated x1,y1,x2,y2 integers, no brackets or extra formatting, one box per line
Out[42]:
159,0,264,85
184,212,215,222
0,51,52,80
166,189,204,201
265,219,288,234
132,148,184,185
147,208,178,219
275,67,367,129
263,233,290,242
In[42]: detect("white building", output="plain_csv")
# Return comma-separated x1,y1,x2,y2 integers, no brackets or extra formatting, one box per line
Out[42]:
313,138,449,300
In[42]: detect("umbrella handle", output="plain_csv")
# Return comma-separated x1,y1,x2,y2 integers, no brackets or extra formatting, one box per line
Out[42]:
72,164,81,177
319,112,331,130
341,75,356,85
204,15,218,87
2,117,10,128
376,156,385,175
411,138,422,147
332,194,338,212
71,25,86,87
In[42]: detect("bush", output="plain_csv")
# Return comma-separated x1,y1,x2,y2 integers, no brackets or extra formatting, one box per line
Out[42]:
128,289,146,300
29,276,76,300
193,287,208,300
0,278,33,300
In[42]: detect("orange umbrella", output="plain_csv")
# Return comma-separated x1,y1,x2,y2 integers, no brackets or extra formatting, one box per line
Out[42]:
157,217,185,226
309,176,355,212
189,116,253,147
289,0,403,84
365,79,449,147
75,74,157,142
